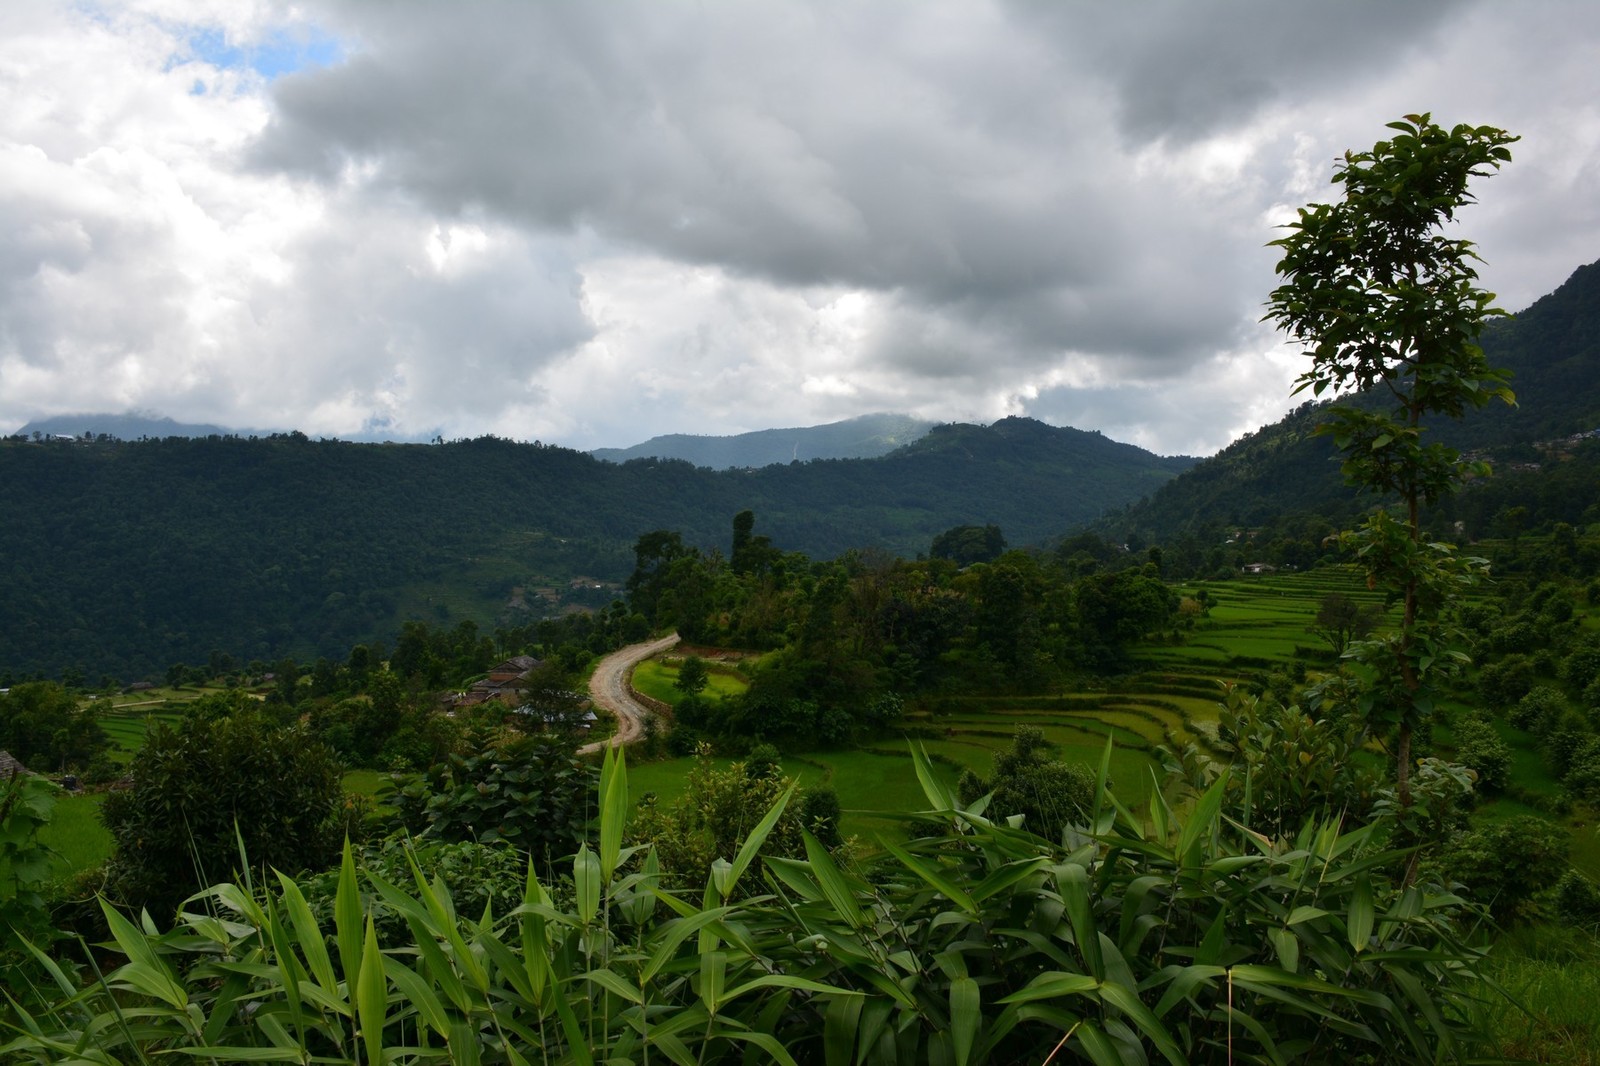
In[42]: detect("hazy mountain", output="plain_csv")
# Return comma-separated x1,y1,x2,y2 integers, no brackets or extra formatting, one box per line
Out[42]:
16,412,273,441
591,413,936,468
13,411,436,444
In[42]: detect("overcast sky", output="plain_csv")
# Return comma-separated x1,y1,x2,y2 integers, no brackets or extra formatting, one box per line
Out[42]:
3,1,1597,456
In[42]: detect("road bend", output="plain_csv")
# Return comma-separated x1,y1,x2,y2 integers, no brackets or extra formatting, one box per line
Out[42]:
579,632,681,755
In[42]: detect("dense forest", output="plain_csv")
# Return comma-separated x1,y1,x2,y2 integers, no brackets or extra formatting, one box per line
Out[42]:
0,418,1190,679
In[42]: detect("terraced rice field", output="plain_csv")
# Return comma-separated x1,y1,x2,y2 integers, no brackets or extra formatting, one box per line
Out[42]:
631,568,1382,833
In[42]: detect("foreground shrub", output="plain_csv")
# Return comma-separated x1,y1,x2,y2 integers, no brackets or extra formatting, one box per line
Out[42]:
3,746,1497,1065
100,710,344,919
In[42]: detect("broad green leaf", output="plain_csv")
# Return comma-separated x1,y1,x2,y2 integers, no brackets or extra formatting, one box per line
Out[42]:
574,843,601,927
1054,863,1102,979
101,901,189,1010
1348,876,1374,952
1175,772,1228,867
722,779,798,901
582,968,645,1005
383,956,451,1040
599,744,627,881
998,972,1099,1005
803,831,867,930
276,871,337,1001
355,916,386,1066
950,975,979,1066
879,837,976,915
1268,927,1300,973
910,742,957,812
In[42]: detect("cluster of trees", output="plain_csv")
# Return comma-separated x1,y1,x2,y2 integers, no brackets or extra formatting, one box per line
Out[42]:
628,511,1180,753
0,682,109,776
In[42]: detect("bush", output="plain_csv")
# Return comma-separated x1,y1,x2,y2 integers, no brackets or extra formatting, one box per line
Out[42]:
1555,871,1600,932
1451,714,1512,794
1441,815,1569,922
956,726,1094,842
388,733,597,875
100,711,344,919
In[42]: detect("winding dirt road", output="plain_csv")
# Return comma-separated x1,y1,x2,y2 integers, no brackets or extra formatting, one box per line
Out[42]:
579,632,680,755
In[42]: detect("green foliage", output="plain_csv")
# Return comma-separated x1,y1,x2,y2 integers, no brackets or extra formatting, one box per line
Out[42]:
100,710,345,918
929,522,1006,565
1450,715,1512,794
1309,591,1382,657
1206,685,1381,838
955,726,1095,843
0,746,1498,1065
1440,815,1568,922
1267,113,1516,806
0,773,57,946
674,654,709,696
389,733,597,874
1554,872,1600,932
0,683,107,772
627,746,809,890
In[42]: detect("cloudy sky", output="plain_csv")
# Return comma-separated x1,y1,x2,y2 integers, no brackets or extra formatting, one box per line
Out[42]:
3,1,1597,456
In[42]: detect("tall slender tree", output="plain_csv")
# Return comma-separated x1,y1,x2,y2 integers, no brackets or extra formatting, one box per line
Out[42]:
1266,114,1516,806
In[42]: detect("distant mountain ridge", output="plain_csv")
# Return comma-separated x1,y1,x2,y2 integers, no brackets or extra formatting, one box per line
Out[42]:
590,413,937,468
13,411,436,444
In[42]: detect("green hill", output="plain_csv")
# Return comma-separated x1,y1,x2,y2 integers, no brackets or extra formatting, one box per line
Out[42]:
1103,255,1600,544
1,419,1192,679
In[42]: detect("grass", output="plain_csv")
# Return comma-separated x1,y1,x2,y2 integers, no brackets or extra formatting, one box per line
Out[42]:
1474,925,1600,1064
39,790,112,877
630,659,748,706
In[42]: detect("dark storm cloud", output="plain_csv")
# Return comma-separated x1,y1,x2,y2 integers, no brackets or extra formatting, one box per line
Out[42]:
1013,0,1468,144
249,0,1274,376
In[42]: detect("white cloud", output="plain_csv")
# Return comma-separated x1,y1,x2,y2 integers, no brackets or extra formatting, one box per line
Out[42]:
2,0,1598,456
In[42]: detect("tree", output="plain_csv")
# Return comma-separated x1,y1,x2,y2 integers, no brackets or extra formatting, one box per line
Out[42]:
1308,591,1382,658
0,682,107,772
929,523,1006,566
673,655,709,696
956,726,1094,842
1266,114,1516,806
101,711,345,918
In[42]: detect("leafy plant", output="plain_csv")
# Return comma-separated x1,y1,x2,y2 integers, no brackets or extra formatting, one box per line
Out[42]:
100,710,345,919
1266,113,1517,807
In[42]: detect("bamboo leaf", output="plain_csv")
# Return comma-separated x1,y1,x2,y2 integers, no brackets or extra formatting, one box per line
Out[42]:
101,901,189,1010
723,779,798,901
998,971,1099,1005
574,844,601,927
910,742,957,811
335,839,364,989
599,744,627,882
950,975,979,1066
355,916,386,1066
879,837,977,915
1348,876,1375,952
803,831,868,930
382,956,452,1040
275,871,336,1002
1175,772,1228,866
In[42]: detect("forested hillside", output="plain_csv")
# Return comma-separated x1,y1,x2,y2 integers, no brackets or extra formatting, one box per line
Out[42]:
1101,255,1600,546
1,418,1190,679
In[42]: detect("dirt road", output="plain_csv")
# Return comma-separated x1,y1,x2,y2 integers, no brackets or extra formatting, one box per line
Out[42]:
580,632,680,755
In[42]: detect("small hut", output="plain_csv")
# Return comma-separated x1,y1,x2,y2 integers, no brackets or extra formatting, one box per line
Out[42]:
0,750,31,780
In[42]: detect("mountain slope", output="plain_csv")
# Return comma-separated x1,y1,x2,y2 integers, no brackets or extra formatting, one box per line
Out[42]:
590,413,936,468
1103,255,1600,543
1,419,1192,678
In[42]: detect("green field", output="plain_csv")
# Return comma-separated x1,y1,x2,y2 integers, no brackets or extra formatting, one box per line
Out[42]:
630,657,751,706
